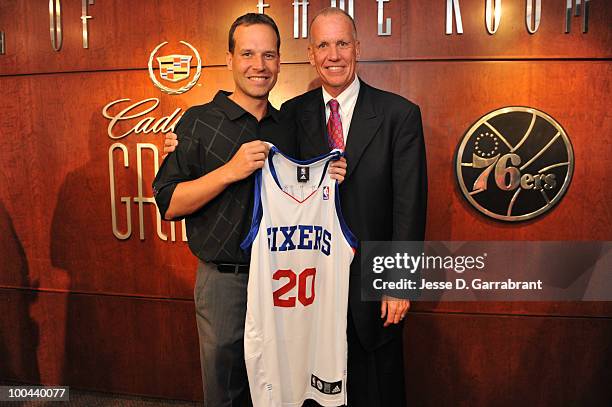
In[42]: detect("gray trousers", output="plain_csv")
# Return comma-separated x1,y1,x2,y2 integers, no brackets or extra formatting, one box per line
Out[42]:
195,261,251,407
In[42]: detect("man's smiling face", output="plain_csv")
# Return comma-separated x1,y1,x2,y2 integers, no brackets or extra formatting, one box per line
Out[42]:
308,13,360,98
227,23,280,102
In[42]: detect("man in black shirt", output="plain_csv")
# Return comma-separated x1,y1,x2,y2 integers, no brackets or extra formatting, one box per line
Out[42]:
153,14,345,407
153,14,285,407
154,90,292,265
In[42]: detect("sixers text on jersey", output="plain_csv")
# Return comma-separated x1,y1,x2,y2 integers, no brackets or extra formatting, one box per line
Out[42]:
266,225,332,256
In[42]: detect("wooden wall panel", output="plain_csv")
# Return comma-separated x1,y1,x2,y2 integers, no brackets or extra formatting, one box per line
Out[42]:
404,312,612,407
410,302,612,319
1,0,610,75
0,288,203,400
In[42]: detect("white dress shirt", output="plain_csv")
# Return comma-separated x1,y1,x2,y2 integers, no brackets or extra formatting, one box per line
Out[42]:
322,76,360,145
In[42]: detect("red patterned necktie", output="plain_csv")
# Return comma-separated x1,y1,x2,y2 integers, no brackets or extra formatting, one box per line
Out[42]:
326,99,345,151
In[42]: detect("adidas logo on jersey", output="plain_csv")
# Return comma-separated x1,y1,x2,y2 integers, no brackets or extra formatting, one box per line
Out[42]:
310,374,342,395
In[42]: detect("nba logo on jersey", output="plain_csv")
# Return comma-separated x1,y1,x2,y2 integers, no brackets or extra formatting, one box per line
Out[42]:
241,145,357,407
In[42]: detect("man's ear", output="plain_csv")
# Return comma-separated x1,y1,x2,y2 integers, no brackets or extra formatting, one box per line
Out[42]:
355,40,361,60
307,45,315,67
226,51,233,70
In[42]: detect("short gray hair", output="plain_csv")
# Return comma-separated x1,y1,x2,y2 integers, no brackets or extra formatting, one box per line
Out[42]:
309,7,358,42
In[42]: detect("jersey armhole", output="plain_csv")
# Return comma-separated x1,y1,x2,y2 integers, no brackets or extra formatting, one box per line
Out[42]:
240,169,264,252
334,182,358,251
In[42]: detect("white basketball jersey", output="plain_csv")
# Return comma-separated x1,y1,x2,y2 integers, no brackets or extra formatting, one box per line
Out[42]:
241,145,356,407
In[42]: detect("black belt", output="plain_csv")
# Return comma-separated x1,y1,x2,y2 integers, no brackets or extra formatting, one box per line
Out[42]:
213,263,250,274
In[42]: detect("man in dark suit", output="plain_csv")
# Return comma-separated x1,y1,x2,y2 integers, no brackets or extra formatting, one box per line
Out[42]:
281,7,427,407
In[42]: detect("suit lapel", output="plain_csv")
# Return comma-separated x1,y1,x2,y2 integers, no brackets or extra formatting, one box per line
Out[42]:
345,82,382,179
299,91,329,156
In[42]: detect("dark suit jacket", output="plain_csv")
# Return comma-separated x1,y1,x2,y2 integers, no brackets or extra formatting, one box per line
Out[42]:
281,79,428,350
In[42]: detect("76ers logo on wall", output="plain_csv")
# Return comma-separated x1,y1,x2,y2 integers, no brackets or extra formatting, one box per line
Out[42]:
455,107,574,222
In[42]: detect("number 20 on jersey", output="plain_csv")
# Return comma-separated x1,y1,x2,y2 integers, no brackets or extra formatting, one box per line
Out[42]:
273,268,316,307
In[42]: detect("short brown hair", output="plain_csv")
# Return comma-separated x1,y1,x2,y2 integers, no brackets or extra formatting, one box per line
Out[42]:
228,13,281,53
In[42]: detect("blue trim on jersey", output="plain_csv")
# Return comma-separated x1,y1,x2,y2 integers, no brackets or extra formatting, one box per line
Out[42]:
268,146,340,192
270,144,344,165
270,145,342,165
267,150,281,190
335,182,358,250
240,168,263,252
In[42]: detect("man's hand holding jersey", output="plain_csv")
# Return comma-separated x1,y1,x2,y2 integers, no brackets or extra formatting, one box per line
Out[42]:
164,139,269,220
224,141,270,183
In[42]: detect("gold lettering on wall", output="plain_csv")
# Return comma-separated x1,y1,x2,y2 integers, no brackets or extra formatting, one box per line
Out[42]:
565,0,590,33
256,0,270,14
446,0,464,35
485,0,502,35
81,0,94,48
331,0,354,18
1,2,598,58
293,0,309,39
526,0,541,34
102,98,183,140
135,143,188,242
109,143,132,240
49,0,62,51
104,100,187,242
377,0,391,36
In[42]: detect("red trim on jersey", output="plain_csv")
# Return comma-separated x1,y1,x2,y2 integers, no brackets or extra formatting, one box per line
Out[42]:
279,187,320,204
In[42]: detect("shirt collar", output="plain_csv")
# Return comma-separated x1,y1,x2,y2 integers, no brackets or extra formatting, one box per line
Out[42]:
213,91,280,123
321,75,360,110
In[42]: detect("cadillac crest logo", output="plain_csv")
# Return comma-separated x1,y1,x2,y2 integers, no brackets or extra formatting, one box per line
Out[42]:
148,41,202,95
455,107,574,222
157,54,192,82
